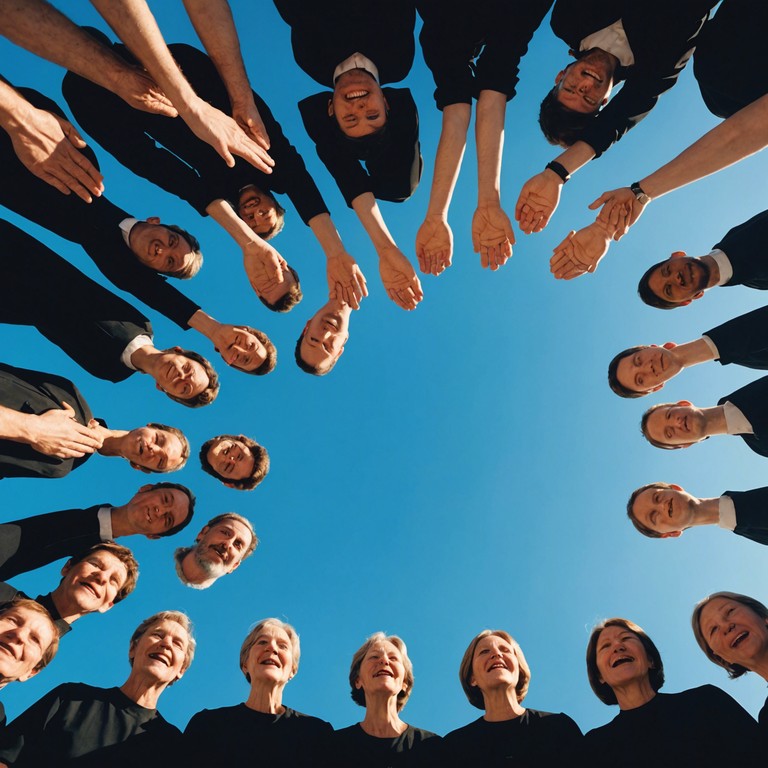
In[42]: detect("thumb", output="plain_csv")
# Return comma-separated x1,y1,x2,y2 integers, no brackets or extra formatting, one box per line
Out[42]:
57,116,86,148
588,192,610,210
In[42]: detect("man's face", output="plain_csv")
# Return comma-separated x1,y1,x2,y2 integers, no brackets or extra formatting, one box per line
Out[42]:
130,619,189,685
616,344,682,395
129,217,194,274
647,252,710,305
206,438,255,484
126,426,185,473
60,550,129,615
554,51,614,113
237,186,279,237
300,300,350,374
330,69,388,138
125,484,190,538
191,519,253,579
644,401,707,448
154,348,209,400
0,605,56,682
631,484,696,537
220,328,267,372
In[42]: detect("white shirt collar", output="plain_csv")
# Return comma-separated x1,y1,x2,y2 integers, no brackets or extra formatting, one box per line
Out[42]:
710,248,733,286
119,217,139,248
723,401,754,435
333,52,379,84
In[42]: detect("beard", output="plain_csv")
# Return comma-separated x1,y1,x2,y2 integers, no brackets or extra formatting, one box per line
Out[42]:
194,546,229,578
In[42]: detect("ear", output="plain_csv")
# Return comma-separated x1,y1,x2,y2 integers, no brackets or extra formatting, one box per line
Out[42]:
195,525,210,544
327,99,334,117
97,599,115,614
662,342,677,350
354,677,362,690
228,558,242,574
670,251,687,260
18,667,40,682
155,381,163,392
554,70,565,85
677,400,693,407
130,462,152,474
649,384,663,393
660,531,683,539
139,484,152,492
60,561,72,577
469,675,478,688
599,96,608,106
692,291,704,301
224,482,236,489
670,484,684,491
146,534,161,541
147,216,161,225
336,345,345,360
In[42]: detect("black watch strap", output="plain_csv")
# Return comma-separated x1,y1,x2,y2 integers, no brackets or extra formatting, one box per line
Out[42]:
545,161,570,184
630,181,651,204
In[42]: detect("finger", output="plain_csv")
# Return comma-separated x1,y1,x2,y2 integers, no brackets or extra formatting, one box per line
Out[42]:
412,278,424,302
480,245,490,269
388,288,408,309
505,223,516,246
359,273,369,297
59,117,87,149
40,171,73,197
417,251,429,274
63,149,104,196
471,229,481,254
60,402,76,416
588,192,611,210
514,193,526,222
346,285,360,310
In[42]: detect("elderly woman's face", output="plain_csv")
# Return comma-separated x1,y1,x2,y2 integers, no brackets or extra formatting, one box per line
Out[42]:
244,624,294,686
131,619,189,684
595,626,652,689
699,597,768,669
355,640,406,700
470,634,520,695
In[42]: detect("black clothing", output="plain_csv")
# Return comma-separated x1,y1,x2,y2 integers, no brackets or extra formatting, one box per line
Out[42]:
724,487,768,546
0,683,181,766
326,723,440,767
714,209,768,291
417,0,553,109
184,703,331,766
63,37,328,226
718,376,768,458
694,0,768,118
706,304,768,370
0,363,93,480
0,219,151,383
441,709,583,767
583,685,761,767
551,0,715,156
0,83,199,329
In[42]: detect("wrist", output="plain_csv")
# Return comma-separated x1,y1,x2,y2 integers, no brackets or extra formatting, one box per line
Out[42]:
545,161,569,184
630,181,651,205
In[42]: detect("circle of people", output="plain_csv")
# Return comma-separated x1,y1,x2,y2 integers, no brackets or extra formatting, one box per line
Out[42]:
0,0,767,765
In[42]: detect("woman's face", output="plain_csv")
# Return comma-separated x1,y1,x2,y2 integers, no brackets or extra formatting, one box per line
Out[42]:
244,623,294,687
595,625,653,690
355,640,407,701
699,597,768,670
130,619,189,684
470,634,520,696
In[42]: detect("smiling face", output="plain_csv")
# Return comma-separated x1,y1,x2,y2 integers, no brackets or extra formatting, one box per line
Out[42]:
299,299,350,374
0,605,56,683
242,623,295,688
470,633,521,698
647,252,710,305
355,640,408,703
129,618,190,685
59,550,129,616
630,484,696,537
698,597,768,673
643,402,707,448
154,349,209,400
595,625,653,691
330,69,388,137
616,345,682,395
125,426,186,473
554,51,614,113
125,485,190,538
206,437,255,484
237,186,279,237
128,218,194,274
192,519,254,578
219,328,268,372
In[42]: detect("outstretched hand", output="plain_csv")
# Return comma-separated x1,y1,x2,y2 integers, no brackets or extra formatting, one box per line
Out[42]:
113,67,177,117
515,170,562,234
550,220,615,280
242,239,284,298
231,96,271,151
589,188,647,241
327,250,368,309
30,403,104,458
415,215,453,276
378,246,424,310
471,204,514,270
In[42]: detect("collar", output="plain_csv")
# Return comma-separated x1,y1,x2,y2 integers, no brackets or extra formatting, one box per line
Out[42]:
722,401,754,435
710,248,733,285
333,52,379,84
119,217,140,248
581,20,634,67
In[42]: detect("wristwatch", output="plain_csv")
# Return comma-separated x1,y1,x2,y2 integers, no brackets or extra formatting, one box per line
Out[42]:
630,182,651,205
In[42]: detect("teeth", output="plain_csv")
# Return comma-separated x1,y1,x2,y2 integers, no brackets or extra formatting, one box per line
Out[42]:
345,90,368,99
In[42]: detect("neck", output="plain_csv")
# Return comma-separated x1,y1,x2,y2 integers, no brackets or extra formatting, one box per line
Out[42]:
701,254,720,288
481,687,526,722
672,338,717,370
120,672,168,709
613,678,656,711
748,652,768,682
703,405,729,437
110,505,134,538
244,681,285,714
691,497,721,527
359,694,407,738
98,430,129,459
49,588,83,625
130,345,161,377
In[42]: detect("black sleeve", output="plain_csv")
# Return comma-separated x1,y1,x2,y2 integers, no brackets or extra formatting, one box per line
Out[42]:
705,305,768,369
0,685,64,765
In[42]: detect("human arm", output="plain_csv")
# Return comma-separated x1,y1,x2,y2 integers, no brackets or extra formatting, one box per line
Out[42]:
0,79,103,203
416,103,470,275
181,0,269,150
351,193,423,310
549,217,619,280
307,213,367,309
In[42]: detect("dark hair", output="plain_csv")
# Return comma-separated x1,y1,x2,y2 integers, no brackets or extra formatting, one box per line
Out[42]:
159,224,203,279
64,542,139,603
198,434,270,491
637,262,679,309
294,327,340,376
259,266,302,313
260,201,286,241
229,327,276,376
608,346,648,398
538,87,594,147
586,618,665,705
626,482,673,538
640,403,682,450
140,482,195,536
145,423,190,473
161,349,219,408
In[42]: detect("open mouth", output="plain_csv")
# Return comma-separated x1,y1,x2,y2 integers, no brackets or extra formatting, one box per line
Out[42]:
488,662,507,671
0,641,18,660
731,631,749,649
345,90,369,100
149,652,171,666
583,69,603,83
374,669,393,678
261,658,280,667
80,581,99,599
611,655,634,668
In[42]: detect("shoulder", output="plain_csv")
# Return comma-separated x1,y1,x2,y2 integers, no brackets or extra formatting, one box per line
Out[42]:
282,707,334,733
184,704,243,732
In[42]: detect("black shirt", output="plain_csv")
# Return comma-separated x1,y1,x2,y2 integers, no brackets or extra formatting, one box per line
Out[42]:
326,723,441,767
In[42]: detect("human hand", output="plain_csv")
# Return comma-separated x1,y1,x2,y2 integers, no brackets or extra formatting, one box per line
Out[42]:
415,215,453,276
550,221,613,280
378,246,424,310
471,204,514,270
181,96,274,173
231,95,271,151
112,67,177,117
589,187,647,241
515,170,563,234
242,239,284,298
326,250,368,310
10,106,104,203
29,403,104,458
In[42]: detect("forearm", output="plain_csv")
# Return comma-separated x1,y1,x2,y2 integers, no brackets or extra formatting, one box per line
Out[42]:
351,193,397,252
308,213,347,259
640,95,768,200
553,141,597,176
476,90,507,204
0,80,34,134
186,309,220,342
206,197,261,249
425,103,471,216
0,405,38,445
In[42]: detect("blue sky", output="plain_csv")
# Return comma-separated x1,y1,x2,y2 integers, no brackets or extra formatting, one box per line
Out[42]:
2,0,768,739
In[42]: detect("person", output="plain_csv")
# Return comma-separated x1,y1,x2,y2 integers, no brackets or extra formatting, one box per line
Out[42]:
440,629,582,766
638,209,768,309
583,617,761,766
0,610,194,765
0,599,59,728
641,375,768,456
174,513,257,589
515,0,715,238
0,362,189,479
199,435,269,491
628,481,768,545
608,305,768,398
415,1,552,275
184,618,332,765
295,298,351,376
0,541,138,638
326,632,439,766
692,592,768,734
63,36,367,313
273,0,423,311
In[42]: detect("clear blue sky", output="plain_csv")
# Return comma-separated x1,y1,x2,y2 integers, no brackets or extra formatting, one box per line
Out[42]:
1,0,767,739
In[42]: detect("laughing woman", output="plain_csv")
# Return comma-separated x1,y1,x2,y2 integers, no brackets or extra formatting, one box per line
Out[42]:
326,632,440,767
441,629,582,766
584,617,761,767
